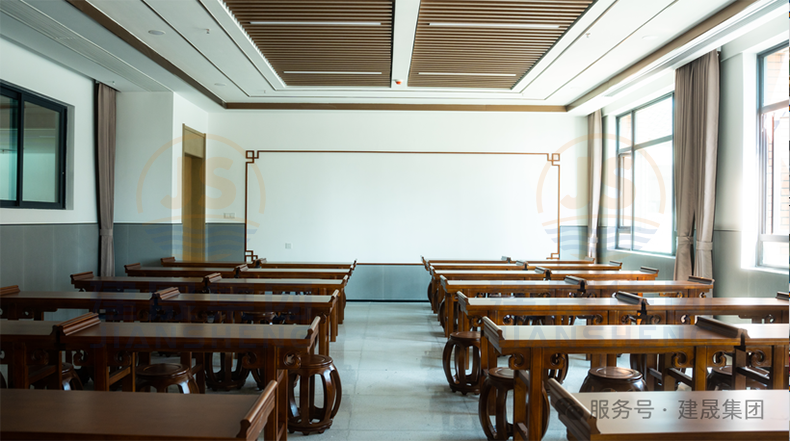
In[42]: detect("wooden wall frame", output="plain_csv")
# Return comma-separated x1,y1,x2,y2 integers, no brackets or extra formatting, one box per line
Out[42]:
243,150,562,263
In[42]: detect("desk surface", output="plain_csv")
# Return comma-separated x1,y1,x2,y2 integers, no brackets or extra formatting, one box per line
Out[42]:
0,388,263,440
585,280,711,290
211,278,346,287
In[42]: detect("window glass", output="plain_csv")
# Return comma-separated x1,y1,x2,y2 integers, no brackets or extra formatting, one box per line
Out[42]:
634,98,672,144
0,95,18,201
21,102,61,203
762,47,789,106
633,142,673,254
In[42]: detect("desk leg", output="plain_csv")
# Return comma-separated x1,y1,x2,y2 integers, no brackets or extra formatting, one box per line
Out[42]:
692,347,707,391
771,345,788,389
11,343,29,389
92,347,110,391
261,348,285,441
319,314,329,356
527,348,544,441
445,290,454,339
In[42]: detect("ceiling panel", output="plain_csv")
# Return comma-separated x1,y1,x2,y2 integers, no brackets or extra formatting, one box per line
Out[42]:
223,0,394,87
408,0,595,89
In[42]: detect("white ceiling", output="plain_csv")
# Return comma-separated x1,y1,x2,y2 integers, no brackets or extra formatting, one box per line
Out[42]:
0,0,785,113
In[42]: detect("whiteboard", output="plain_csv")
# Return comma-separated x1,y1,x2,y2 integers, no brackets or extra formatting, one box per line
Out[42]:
245,152,559,263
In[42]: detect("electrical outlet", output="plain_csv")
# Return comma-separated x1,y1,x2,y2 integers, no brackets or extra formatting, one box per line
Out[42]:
223,213,235,219
285,243,292,249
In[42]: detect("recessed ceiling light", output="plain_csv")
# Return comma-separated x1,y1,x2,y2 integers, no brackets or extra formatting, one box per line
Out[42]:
214,82,227,86
283,71,382,75
418,72,516,77
148,30,165,36
249,21,381,26
428,22,560,29
642,35,659,40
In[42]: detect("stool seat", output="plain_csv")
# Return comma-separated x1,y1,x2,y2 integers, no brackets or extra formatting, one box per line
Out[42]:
288,354,342,435
137,363,198,394
580,366,645,393
443,331,482,394
60,363,83,391
479,368,548,440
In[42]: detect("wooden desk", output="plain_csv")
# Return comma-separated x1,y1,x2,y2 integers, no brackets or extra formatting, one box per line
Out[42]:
161,256,262,268
156,290,339,355
543,378,789,441
127,264,351,280
258,261,356,270
1,315,319,441
71,271,208,293
523,262,622,271
428,269,546,313
582,277,713,298
481,317,746,440
438,278,581,337
208,276,348,324
544,267,658,281
0,287,338,356
0,288,152,321
430,262,528,271
0,384,277,440
643,296,789,325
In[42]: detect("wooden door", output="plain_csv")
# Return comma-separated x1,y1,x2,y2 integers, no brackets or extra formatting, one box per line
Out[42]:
182,125,205,261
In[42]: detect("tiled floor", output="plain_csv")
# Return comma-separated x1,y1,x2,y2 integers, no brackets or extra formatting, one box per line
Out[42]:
260,301,634,440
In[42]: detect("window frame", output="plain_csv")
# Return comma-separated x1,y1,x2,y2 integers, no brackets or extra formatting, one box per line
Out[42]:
615,92,676,256
756,42,790,269
0,82,68,209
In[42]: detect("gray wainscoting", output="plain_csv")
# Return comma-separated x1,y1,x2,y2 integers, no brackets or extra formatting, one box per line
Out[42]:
345,264,431,301
0,223,98,291
204,223,245,261
113,223,177,275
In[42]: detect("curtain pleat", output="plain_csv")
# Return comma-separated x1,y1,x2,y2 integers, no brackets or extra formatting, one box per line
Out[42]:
587,109,603,260
672,51,720,281
96,83,117,276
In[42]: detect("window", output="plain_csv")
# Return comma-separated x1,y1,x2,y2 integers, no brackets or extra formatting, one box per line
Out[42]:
0,82,67,209
615,94,674,255
757,43,789,269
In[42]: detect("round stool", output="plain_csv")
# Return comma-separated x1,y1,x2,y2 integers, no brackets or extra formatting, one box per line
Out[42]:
137,363,199,393
204,352,250,391
580,366,646,393
288,354,342,435
243,312,286,390
478,368,549,440
0,371,6,388
60,363,83,391
442,331,482,394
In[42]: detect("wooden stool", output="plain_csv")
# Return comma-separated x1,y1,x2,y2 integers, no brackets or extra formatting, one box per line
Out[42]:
204,352,250,391
137,363,199,393
478,368,548,440
288,354,342,435
243,311,286,390
442,331,482,394
580,366,646,393
60,363,84,391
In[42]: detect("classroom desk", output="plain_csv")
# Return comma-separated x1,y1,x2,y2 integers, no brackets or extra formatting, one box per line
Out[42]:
543,268,659,281
643,296,789,324
438,278,581,337
481,317,753,441
0,385,277,440
581,277,713,298
207,276,348,324
522,262,622,271
126,265,351,280
258,261,357,270
1,315,319,441
543,379,789,441
71,271,208,293
428,269,547,312
0,287,338,356
160,256,262,268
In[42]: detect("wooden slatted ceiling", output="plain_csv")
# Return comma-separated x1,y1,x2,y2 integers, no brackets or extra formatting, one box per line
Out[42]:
224,0,393,87
408,0,594,89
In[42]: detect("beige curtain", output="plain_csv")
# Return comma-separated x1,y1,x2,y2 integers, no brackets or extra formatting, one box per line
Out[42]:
673,51,719,281
587,109,603,259
96,83,117,276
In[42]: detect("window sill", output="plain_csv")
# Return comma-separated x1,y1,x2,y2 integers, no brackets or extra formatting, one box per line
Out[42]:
608,248,676,260
743,266,789,276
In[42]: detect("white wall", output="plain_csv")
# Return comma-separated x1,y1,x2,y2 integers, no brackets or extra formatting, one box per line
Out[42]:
0,38,96,224
206,111,587,262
